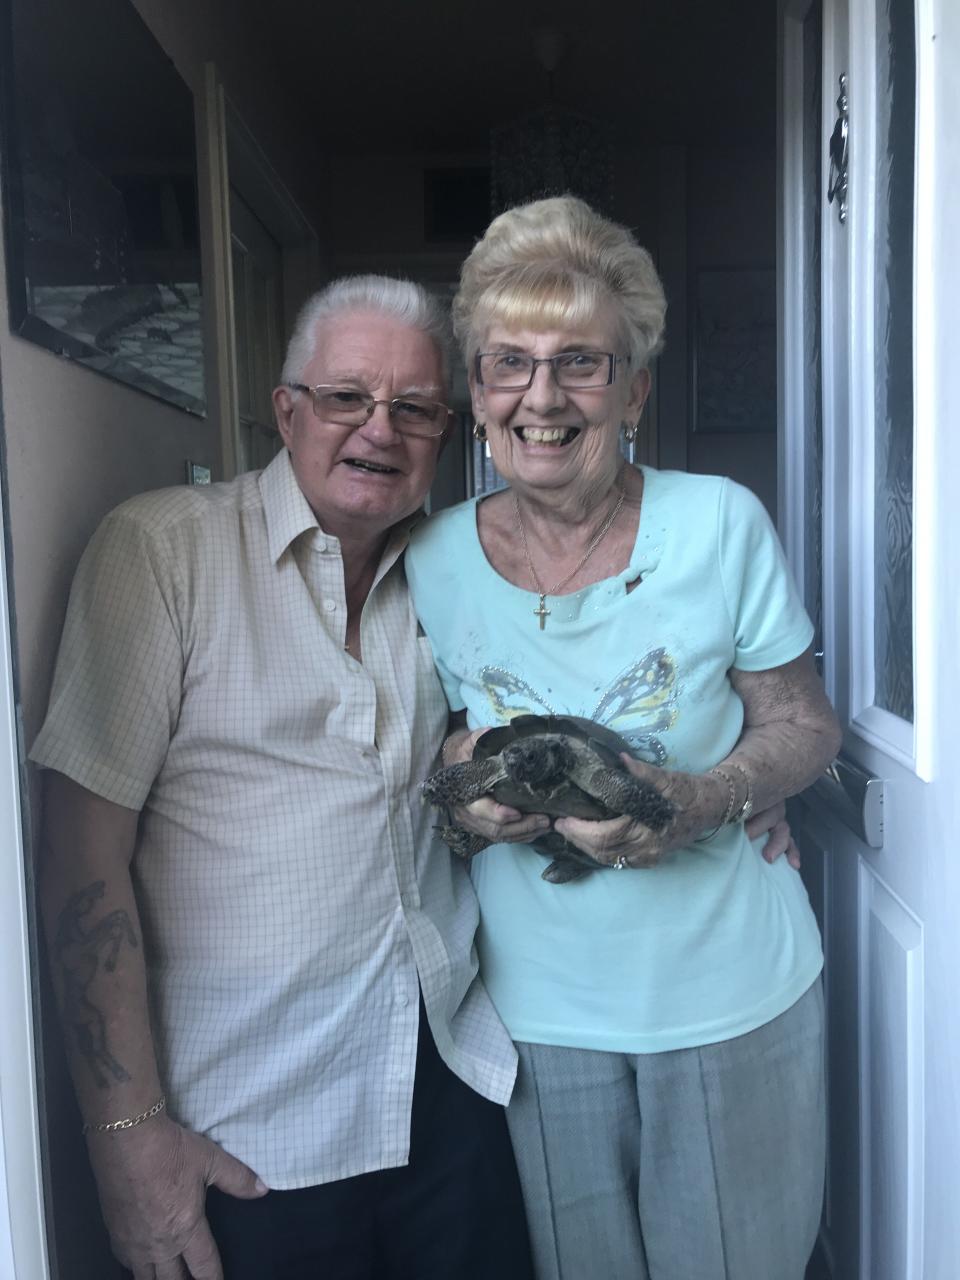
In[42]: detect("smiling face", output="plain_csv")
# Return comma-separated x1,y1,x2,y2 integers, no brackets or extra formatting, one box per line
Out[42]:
272,310,447,545
470,303,650,507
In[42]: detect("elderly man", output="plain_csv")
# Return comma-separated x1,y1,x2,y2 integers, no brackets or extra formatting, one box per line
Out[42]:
33,276,533,1280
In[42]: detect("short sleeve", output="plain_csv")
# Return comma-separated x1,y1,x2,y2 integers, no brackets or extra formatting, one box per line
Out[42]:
717,479,814,671
419,630,466,712
30,510,184,809
405,526,468,713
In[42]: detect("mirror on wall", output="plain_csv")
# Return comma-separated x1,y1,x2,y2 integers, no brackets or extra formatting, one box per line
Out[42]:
0,0,206,414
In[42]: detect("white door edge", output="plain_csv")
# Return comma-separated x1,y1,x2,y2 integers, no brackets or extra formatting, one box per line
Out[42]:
0,501,49,1275
777,0,814,574
911,0,941,784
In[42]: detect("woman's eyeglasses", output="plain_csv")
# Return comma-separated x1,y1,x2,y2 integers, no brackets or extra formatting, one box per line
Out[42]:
474,350,628,390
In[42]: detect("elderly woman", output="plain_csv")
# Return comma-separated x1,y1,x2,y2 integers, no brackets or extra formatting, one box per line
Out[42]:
405,197,841,1279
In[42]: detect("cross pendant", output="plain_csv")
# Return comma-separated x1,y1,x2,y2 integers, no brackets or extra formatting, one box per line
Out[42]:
534,594,550,630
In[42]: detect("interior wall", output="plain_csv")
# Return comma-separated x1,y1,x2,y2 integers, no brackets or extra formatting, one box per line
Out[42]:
320,143,776,515
4,0,324,758
322,143,663,506
0,4,327,1275
684,145,779,517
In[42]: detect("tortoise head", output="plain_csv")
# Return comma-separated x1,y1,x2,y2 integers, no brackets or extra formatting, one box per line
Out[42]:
502,736,575,787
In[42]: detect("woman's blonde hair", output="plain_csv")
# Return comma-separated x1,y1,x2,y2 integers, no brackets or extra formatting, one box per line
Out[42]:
453,196,667,370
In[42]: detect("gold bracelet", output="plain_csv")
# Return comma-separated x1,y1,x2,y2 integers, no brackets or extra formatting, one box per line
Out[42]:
709,765,739,825
723,761,755,823
710,763,754,824
82,1095,166,1135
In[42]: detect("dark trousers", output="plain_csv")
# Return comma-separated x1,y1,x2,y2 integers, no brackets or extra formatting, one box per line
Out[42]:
205,1010,533,1279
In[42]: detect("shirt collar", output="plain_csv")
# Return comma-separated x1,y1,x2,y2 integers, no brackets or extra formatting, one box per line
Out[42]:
259,449,425,568
260,450,327,563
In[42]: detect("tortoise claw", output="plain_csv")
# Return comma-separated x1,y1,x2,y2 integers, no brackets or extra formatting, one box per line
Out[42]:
540,858,592,884
435,825,491,861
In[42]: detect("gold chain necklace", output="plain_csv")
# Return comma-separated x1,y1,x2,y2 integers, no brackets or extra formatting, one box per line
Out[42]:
514,486,625,629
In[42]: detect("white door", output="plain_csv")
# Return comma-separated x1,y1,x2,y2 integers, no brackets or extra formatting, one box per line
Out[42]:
779,1,960,1277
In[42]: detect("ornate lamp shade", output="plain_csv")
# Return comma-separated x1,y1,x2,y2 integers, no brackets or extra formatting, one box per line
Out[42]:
490,103,613,215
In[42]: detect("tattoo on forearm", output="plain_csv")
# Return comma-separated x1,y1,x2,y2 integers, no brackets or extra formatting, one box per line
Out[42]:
54,881,139,1088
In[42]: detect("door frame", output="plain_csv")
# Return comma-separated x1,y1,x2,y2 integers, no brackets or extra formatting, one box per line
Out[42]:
0,401,49,1274
198,64,321,481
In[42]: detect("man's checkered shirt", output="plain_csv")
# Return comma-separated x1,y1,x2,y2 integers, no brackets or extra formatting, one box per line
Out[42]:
32,449,517,1188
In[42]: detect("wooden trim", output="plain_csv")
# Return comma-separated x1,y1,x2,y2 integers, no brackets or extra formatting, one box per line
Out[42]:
199,65,321,480
198,63,240,480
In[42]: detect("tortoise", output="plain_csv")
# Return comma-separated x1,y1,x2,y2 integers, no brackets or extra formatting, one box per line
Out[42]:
422,714,674,884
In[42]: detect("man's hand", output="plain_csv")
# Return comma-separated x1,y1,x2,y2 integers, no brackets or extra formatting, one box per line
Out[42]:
87,1116,267,1279
746,800,801,868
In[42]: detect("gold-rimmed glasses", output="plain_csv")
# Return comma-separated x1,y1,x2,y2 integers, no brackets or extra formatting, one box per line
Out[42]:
288,384,452,438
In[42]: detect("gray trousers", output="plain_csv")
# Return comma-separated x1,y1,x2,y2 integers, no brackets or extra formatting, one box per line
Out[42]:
506,980,825,1280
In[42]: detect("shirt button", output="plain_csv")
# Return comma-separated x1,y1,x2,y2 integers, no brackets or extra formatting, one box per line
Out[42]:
395,990,410,1008
322,598,337,612
400,891,419,910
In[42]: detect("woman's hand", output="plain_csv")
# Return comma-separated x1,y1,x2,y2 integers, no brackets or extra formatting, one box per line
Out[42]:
554,759,801,871
554,755,718,869
440,726,551,848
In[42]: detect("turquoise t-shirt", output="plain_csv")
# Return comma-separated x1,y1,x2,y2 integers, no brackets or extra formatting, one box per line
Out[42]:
406,467,823,1052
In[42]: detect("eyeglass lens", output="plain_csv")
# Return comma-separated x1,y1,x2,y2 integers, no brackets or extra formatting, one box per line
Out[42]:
478,351,614,388
311,388,447,435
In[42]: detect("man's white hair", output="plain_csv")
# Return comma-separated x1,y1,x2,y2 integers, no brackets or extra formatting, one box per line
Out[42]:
280,275,453,389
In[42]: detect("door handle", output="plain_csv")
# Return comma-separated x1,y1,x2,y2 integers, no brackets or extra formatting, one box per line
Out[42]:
807,752,883,847
827,74,849,224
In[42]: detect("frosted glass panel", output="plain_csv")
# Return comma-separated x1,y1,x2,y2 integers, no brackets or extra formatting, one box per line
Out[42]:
873,0,915,721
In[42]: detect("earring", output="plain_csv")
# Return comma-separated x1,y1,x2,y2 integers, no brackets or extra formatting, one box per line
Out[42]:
621,421,637,444
473,421,487,441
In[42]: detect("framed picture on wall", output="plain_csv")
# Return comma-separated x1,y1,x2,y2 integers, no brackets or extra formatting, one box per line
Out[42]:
692,267,776,433
0,0,206,415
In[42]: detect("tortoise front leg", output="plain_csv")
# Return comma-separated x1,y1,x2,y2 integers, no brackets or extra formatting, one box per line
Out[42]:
421,758,508,808
575,764,675,832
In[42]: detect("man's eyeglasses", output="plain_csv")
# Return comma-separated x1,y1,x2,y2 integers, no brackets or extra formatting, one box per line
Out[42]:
474,350,628,390
288,384,452,438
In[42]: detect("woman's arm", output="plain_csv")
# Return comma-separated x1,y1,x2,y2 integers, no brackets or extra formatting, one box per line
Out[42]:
724,647,842,813
555,647,841,868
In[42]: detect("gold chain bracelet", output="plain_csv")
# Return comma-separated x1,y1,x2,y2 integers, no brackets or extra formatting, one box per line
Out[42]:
709,765,739,825
709,763,754,825
82,1094,166,1135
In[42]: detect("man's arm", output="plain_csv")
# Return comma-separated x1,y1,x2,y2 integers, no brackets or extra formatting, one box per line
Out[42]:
40,771,267,1280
